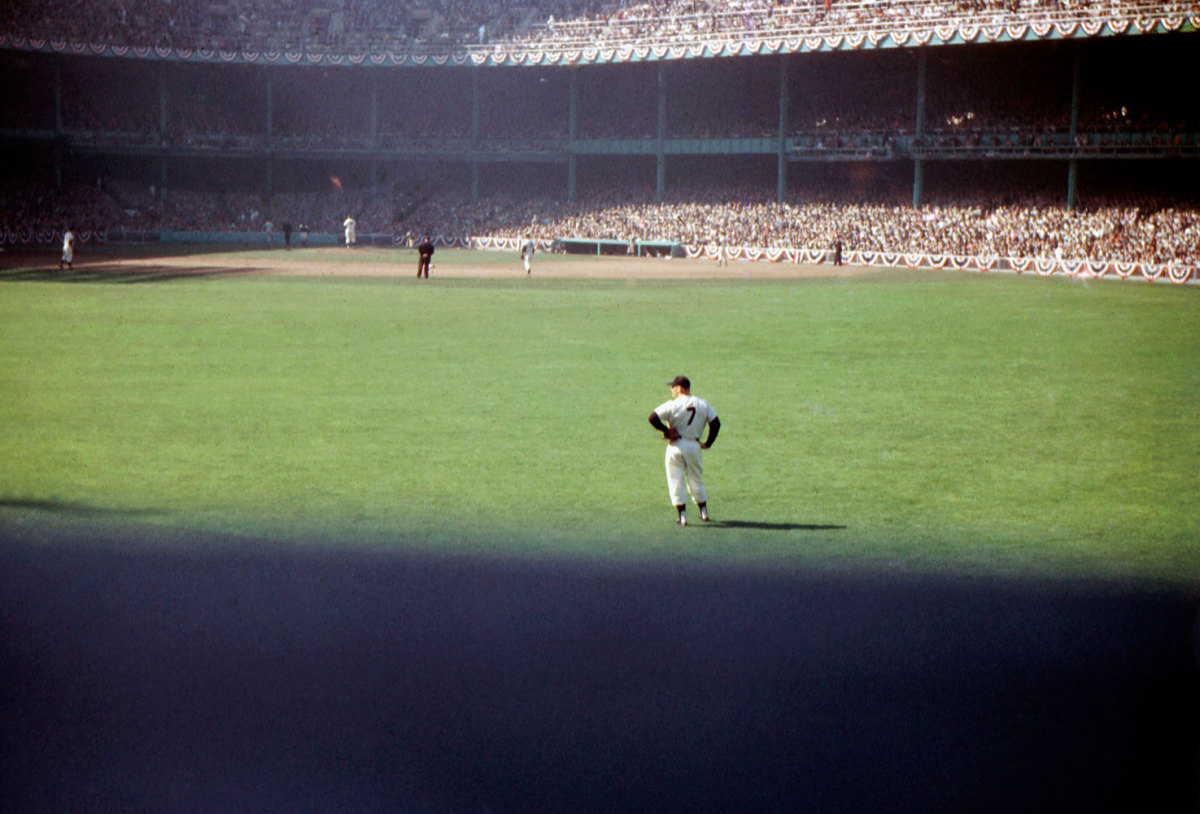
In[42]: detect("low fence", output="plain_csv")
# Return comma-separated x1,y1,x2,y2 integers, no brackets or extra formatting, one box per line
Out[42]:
683,244,1197,284
553,237,684,258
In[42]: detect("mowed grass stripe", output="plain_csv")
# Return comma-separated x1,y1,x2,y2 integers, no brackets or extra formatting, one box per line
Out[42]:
1,271,1197,582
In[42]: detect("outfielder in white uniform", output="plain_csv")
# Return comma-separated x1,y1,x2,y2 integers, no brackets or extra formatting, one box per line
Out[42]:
343,216,356,248
649,375,721,526
60,228,75,270
520,236,535,276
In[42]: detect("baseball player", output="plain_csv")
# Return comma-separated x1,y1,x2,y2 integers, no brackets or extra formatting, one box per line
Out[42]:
416,235,434,278
520,235,535,276
649,375,720,526
60,227,75,270
343,215,356,248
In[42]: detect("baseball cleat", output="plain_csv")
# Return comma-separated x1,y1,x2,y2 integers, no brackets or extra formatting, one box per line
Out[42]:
676,516,687,526
699,510,710,522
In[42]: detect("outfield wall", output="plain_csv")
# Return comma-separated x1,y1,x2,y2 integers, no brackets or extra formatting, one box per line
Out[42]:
681,243,1197,284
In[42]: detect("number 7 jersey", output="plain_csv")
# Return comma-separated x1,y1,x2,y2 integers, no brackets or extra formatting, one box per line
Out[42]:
654,395,717,442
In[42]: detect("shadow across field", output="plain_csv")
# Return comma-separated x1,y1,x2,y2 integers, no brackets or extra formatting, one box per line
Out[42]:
0,265,258,283
1,520,1196,814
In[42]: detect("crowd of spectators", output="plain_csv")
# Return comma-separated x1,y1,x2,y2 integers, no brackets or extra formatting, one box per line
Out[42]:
516,186,1200,268
3,178,1195,268
2,0,1191,59
3,2,1194,268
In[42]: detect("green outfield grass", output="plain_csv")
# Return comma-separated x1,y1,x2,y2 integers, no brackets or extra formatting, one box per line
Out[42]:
2,260,1197,583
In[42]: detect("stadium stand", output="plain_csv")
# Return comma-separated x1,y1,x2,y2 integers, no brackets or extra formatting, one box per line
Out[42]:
0,0,1196,278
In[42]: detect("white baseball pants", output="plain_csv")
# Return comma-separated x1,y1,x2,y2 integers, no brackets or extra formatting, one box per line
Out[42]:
664,439,706,507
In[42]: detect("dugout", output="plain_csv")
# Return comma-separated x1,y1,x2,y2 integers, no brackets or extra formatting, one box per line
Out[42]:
554,237,684,258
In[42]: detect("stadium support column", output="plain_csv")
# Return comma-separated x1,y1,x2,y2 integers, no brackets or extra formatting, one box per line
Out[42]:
264,68,274,199
777,56,789,203
158,63,168,141
471,67,481,203
53,58,62,190
370,72,379,149
1067,42,1081,211
568,69,578,204
265,68,273,142
159,63,168,199
656,65,666,204
54,58,62,135
369,73,379,195
1066,160,1078,212
912,48,927,208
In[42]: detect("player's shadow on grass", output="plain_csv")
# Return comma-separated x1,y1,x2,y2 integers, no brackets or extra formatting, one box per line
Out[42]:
0,498,156,518
708,519,846,531
0,266,258,283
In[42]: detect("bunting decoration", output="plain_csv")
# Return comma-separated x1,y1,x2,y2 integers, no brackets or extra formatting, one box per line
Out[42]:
1,13,1195,68
681,243,1194,284
0,229,105,246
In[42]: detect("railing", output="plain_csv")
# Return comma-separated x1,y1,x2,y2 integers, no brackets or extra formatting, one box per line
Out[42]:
904,129,1200,159
7,125,1196,160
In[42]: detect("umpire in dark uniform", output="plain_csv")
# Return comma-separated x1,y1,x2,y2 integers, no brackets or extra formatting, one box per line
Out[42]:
417,235,434,278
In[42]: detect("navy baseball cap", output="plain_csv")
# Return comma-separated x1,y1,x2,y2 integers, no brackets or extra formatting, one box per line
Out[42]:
668,376,690,389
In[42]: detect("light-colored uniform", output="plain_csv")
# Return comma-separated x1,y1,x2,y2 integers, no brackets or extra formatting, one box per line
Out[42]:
61,230,75,266
343,217,356,247
520,239,535,274
654,394,718,508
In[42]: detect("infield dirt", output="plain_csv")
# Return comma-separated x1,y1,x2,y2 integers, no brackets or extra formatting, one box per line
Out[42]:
0,245,874,281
